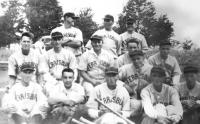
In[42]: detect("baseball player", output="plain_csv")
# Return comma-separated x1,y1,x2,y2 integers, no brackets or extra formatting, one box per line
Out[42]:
78,35,115,99
176,65,200,124
2,63,48,124
45,68,85,124
148,40,182,86
43,31,77,83
120,18,148,54
51,12,83,61
86,66,131,120
85,14,121,58
8,32,44,87
118,50,152,121
141,66,183,124
117,38,140,68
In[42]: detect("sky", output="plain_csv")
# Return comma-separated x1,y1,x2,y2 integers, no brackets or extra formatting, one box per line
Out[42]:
0,0,200,45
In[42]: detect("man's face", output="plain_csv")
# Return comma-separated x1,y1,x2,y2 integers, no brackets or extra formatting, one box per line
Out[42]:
51,38,62,48
91,39,103,51
62,71,74,89
105,74,118,89
127,42,138,53
103,19,113,30
21,36,32,51
151,72,165,87
185,73,197,88
20,70,34,85
126,24,134,32
64,17,74,26
159,45,170,59
131,55,144,68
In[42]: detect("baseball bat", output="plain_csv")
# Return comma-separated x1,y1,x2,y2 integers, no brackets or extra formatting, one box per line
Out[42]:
95,98,135,124
80,117,95,124
72,118,85,124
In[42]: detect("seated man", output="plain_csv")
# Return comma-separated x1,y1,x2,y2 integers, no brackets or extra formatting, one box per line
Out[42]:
86,66,131,120
176,65,200,124
78,35,115,99
2,63,48,124
46,68,85,124
141,66,183,124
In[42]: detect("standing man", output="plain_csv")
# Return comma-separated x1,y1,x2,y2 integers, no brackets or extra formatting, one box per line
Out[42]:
120,18,148,54
86,66,131,119
117,38,140,68
148,41,182,86
45,68,85,124
43,31,77,82
79,35,115,99
8,32,44,87
51,12,83,61
176,65,200,124
86,14,121,58
141,66,183,124
2,64,48,124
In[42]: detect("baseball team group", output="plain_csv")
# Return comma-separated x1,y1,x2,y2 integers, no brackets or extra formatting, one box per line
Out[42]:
1,12,200,124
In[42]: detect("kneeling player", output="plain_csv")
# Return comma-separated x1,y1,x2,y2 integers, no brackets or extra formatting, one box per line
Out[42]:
46,68,85,124
2,64,48,124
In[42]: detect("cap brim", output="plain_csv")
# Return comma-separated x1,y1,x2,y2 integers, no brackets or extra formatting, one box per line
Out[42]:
72,16,79,19
22,68,35,72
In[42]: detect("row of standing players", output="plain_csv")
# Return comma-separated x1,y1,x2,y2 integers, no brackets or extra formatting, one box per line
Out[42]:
3,13,200,124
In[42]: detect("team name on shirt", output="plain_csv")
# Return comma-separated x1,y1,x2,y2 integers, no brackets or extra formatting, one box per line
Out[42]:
126,74,147,85
102,96,123,106
87,60,110,70
63,33,76,38
49,60,70,68
103,34,118,42
15,92,37,101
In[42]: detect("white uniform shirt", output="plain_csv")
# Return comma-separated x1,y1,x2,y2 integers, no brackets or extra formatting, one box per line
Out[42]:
44,48,77,79
86,29,121,57
117,52,132,68
51,25,83,56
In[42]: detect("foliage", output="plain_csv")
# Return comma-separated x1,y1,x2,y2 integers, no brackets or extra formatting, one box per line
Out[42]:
116,0,174,46
75,8,98,45
25,0,63,42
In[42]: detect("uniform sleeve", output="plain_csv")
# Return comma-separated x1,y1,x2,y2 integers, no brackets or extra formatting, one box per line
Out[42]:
118,66,126,82
122,88,130,111
116,35,122,56
8,55,17,77
69,85,85,103
140,35,148,52
141,88,158,119
75,29,83,42
78,53,88,71
173,57,182,75
117,55,124,68
36,85,48,106
69,52,78,70
147,56,155,66
169,87,183,117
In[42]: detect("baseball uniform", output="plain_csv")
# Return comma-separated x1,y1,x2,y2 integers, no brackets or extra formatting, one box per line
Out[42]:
34,40,46,55
148,53,182,85
2,81,48,119
78,49,115,96
85,29,121,58
120,31,148,53
87,82,131,119
141,83,183,124
44,48,77,80
117,52,132,68
8,48,44,83
51,25,83,57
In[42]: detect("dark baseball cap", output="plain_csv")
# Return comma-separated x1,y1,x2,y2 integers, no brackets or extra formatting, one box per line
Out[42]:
129,50,144,57
21,32,34,39
184,65,198,74
51,32,63,41
105,67,118,75
21,63,35,72
159,40,171,46
151,66,166,77
64,12,79,19
90,35,102,41
104,14,114,22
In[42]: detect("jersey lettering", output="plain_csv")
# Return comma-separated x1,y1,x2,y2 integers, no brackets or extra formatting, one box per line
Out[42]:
63,33,76,38
49,60,69,68
15,92,37,101
102,96,123,106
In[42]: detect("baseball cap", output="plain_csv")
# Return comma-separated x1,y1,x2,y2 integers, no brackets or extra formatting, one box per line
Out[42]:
126,18,135,25
90,35,102,41
64,12,79,19
159,40,171,46
151,66,166,77
184,65,198,74
129,50,144,57
21,63,35,73
21,32,34,39
51,32,63,41
104,14,114,22
105,67,118,75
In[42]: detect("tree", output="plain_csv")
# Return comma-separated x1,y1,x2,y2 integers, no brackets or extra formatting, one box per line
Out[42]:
25,0,63,42
116,0,174,46
0,0,25,47
75,8,98,45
